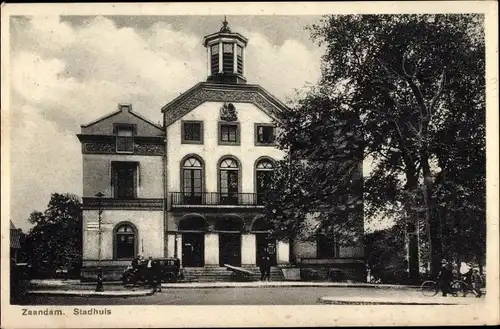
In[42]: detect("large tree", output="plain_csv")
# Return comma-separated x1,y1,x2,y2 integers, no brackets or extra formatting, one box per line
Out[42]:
265,14,485,280
24,193,83,277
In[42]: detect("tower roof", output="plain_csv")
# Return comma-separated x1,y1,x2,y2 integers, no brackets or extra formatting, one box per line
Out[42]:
203,17,248,47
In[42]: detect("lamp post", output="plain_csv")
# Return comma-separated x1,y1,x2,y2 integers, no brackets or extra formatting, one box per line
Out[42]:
95,192,104,292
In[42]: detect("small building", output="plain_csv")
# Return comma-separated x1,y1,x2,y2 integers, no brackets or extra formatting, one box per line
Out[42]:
10,221,22,263
78,19,364,281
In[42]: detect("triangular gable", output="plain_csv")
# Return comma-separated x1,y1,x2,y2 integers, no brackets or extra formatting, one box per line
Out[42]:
82,104,163,131
161,82,289,127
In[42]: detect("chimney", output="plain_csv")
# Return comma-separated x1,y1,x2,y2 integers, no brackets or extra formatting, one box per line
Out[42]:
119,103,132,112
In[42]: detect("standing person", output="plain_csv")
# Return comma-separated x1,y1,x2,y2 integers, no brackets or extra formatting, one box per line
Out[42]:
472,269,483,297
259,250,270,281
437,259,453,297
131,254,140,271
151,259,162,293
146,256,154,287
262,250,272,282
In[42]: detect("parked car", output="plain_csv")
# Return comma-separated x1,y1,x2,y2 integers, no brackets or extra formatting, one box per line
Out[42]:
122,257,181,286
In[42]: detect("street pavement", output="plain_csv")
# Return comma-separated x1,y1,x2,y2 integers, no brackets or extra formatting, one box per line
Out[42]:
19,286,486,306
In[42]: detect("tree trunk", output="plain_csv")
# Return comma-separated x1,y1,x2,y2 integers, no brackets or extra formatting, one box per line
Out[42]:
420,141,440,277
404,170,421,284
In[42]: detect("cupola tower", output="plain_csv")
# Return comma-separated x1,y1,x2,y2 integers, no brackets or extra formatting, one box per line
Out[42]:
203,17,248,84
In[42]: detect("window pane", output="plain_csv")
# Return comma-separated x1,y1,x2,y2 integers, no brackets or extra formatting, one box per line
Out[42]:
229,127,236,142
257,126,274,144
184,158,202,167
220,125,237,143
220,171,228,192
117,128,133,136
117,234,135,259
317,234,335,258
114,163,136,198
184,123,201,141
220,159,238,168
221,126,229,141
117,136,134,152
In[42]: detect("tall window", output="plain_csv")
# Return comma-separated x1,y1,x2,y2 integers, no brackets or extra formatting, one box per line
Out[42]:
255,159,274,204
112,162,138,199
222,43,234,73
236,44,243,74
219,158,239,205
182,157,203,204
116,126,134,153
115,223,136,259
317,233,338,258
211,44,219,75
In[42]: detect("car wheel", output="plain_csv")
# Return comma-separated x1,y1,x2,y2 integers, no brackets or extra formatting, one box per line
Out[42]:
164,272,177,283
123,273,134,286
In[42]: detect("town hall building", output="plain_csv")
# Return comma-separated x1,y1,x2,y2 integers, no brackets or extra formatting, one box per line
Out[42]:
78,19,364,282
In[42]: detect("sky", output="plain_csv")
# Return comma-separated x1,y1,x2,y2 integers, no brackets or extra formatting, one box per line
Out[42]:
8,14,329,231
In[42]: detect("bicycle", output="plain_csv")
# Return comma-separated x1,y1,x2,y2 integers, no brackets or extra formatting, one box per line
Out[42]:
420,279,464,297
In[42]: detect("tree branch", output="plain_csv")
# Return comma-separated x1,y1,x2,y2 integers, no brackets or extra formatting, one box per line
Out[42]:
401,56,415,79
408,122,421,138
429,68,447,116
378,58,428,119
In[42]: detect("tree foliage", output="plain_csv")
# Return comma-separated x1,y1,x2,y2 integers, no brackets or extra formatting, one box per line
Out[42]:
24,193,82,277
265,14,485,277
365,225,409,284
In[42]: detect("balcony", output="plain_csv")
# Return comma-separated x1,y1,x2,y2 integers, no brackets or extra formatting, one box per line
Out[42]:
170,192,266,208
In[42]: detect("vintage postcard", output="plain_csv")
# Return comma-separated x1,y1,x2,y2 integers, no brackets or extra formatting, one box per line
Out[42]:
1,1,498,328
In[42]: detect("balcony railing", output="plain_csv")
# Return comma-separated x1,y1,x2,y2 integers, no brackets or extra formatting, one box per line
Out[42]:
170,192,266,207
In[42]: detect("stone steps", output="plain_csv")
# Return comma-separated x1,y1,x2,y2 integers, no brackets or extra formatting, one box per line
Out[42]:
182,266,284,282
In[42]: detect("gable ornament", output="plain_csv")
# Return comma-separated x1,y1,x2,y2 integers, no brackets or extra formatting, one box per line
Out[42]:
220,102,238,122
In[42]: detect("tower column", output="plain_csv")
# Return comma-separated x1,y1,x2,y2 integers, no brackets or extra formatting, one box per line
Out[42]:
233,41,238,74
206,47,211,76
218,42,223,73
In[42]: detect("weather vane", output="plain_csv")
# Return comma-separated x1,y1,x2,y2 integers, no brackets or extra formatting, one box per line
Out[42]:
220,15,231,33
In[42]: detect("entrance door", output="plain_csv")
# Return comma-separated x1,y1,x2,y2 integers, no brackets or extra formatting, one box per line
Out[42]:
219,233,241,266
256,234,277,266
182,233,205,267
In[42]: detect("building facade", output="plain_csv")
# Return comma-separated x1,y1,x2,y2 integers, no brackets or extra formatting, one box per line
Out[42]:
78,20,364,281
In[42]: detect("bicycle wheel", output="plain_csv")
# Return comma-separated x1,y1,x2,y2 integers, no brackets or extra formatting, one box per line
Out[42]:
421,280,438,297
451,280,467,297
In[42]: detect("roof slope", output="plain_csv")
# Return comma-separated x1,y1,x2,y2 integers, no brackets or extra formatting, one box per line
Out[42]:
10,221,21,249
161,82,289,127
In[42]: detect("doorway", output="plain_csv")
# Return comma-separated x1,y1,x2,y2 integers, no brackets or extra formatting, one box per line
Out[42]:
182,233,205,267
256,234,277,266
219,233,241,267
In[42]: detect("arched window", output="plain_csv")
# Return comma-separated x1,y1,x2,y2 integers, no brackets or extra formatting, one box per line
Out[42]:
255,158,274,204
114,223,137,260
219,157,239,205
182,156,203,204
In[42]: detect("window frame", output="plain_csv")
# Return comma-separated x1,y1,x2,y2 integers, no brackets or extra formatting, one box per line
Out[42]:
254,123,276,146
181,120,204,144
217,156,242,205
114,123,136,154
111,161,139,199
316,233,339,259
254,157,275,204
113,222,138,260
218,122,241,146
180,154,205,204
